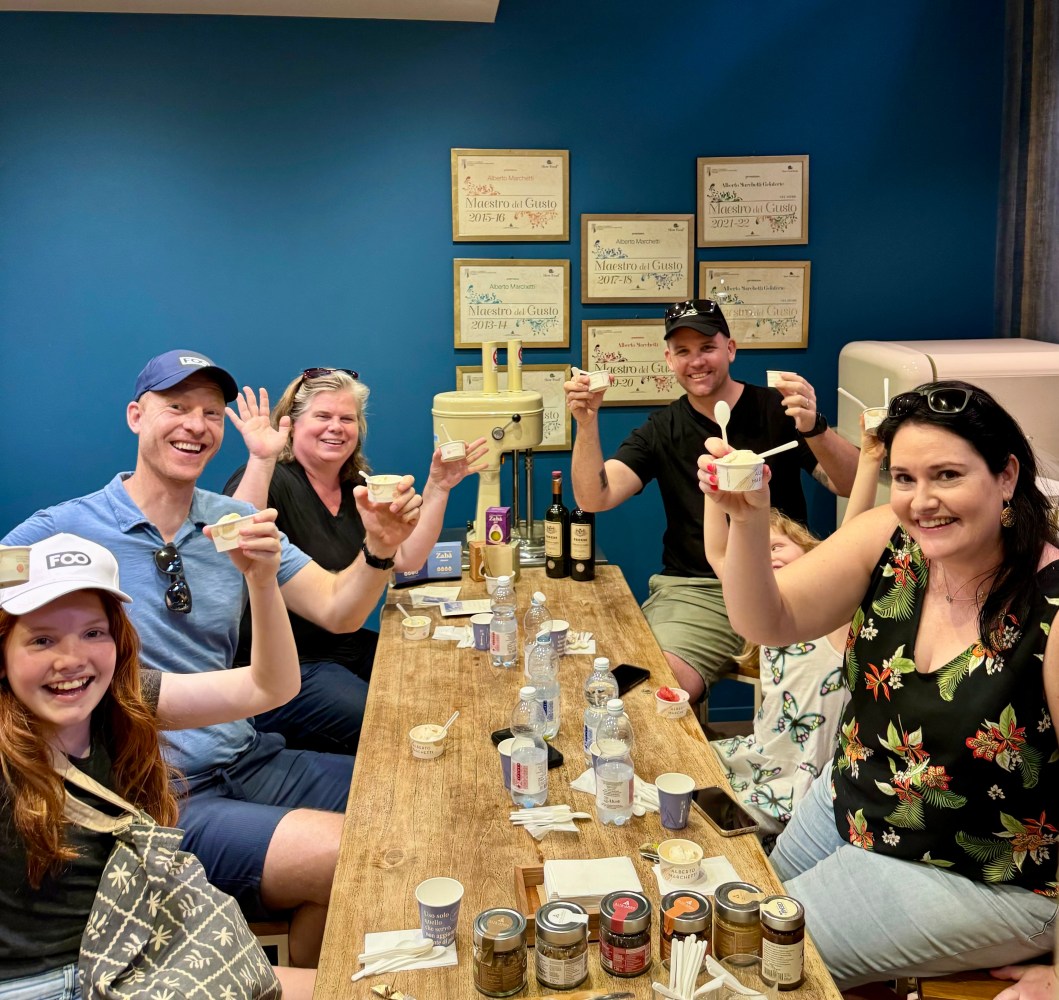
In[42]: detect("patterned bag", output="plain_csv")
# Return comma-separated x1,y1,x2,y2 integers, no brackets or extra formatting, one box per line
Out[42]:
54,754,282,1000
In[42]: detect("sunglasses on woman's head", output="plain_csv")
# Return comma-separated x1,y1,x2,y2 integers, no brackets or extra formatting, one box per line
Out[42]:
886,387,974,420
300,367,359,383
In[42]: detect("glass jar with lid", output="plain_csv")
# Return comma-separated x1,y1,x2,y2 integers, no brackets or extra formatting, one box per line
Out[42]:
534,900,589,991
760,894,805,990
472,908,527,997
659,889,711,963
598,890,652,978
712,881,764,960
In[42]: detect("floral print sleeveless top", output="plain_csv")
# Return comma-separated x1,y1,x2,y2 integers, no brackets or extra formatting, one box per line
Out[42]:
832,526,1059,896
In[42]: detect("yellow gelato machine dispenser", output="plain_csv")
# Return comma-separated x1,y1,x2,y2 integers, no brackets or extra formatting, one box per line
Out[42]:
432,340,544,545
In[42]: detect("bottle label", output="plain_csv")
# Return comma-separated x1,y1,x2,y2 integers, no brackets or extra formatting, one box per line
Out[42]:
544,521,563,557
583,721,598,755
762,938,804,985
539,698,555,723
597,772,633,810
536,950,587,986
490,627,516,658
599,938,649,974
512,755,546,794
570,523,592,559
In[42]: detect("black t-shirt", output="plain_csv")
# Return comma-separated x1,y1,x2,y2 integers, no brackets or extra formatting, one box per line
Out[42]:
612,385,817,577
224,460,376,673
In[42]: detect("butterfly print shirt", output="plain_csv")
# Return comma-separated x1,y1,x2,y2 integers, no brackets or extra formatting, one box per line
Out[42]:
833,527,1059,895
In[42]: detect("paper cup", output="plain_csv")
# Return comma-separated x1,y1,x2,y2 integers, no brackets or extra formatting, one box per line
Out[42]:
656,773,695,830
415,877,464,947
439,439,467,463
714,454,765,492
402,616,431,641
0,546,31,588
587,369,611,391
863,405,887,432
547,619,570,656
719,954,779,999
589,741,602,770
498,737,515,789
470,612,492,650
409,723,447,759
209,513,255,552
366,474,402,503
658,838,705,884
655,687,691,719
484,573,501,596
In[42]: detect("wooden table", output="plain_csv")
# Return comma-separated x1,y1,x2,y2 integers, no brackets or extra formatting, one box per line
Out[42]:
313,566,840,1000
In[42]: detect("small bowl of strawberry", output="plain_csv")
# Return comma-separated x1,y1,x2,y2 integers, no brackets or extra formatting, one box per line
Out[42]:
655,685,691,719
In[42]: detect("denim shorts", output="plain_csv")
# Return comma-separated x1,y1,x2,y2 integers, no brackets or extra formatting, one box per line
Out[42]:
0,963,80,1000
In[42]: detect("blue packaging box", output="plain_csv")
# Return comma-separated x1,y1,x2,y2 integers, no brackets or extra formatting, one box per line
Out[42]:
427,541,463,579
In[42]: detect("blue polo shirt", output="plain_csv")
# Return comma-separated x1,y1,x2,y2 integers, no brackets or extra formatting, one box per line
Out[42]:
2,473,311,777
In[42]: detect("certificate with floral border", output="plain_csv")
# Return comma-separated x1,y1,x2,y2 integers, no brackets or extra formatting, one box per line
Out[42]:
581,319,681,406
451,149,569,242
453,259,569,348
581,214,694,303
455,364,571,450
696,155,808,247
699,261,811,349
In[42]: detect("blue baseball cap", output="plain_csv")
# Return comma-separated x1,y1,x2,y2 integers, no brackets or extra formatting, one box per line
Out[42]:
133,350,239,403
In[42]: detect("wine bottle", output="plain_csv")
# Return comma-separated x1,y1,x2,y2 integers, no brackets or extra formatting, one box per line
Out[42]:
544,470,570,578
570,506,595,581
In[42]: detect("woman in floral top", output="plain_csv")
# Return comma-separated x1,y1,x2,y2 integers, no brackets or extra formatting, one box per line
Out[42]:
697,380,1059,990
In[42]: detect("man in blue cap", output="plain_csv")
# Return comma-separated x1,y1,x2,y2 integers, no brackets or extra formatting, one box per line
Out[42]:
3,349,424,967
564,299,859,712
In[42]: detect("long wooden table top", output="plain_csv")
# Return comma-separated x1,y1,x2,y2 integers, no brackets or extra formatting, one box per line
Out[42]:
313,566,840,1000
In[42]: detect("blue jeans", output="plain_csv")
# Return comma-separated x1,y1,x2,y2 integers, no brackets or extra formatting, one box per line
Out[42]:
0,964,79,999
771,761,1058,988
254,658,369,755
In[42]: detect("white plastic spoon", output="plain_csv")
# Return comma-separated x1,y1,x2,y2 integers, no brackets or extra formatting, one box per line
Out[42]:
356,936,434,964
838,386,869,409
359,469,370,481
397,603,413,620
351,944,445,982
757,440,799,461
714,400,731,449
441,710,459,732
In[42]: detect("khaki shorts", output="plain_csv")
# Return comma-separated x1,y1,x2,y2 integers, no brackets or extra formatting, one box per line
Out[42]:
641,574,742,690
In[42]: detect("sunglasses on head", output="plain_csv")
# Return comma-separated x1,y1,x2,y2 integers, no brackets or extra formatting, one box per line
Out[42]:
154,543,192,615
664,300,722,323
300,367,359,384
887,387,974,420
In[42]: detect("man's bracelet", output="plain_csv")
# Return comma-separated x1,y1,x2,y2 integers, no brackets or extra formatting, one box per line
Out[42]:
361,542,396,570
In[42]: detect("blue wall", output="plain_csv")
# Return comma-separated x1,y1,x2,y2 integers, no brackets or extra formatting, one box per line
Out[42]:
0,2,1005,635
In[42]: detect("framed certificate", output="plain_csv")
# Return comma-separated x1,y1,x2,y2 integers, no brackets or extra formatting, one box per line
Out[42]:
699,261,811,349
696,155,808,247
451,149,569,242
453,259,569,348
456,364,572,450
581,214,694,303
581,319,681,406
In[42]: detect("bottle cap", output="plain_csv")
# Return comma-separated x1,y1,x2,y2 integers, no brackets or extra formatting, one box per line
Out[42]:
606,698,624,713
593,657,610,670
520,686,536,699
532,591,546,604
535,633,552,645
498,575,511,585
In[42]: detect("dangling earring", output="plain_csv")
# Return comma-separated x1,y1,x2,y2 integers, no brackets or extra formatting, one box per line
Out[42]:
1001,499,1016,529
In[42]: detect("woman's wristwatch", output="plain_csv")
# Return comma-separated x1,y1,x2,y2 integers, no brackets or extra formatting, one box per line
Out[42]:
361,541,396,570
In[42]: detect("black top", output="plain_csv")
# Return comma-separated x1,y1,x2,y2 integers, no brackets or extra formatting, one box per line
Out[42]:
612,386,817,577
224,460,375,672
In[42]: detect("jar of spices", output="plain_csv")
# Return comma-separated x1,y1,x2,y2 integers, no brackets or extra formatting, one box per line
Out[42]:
472,908,527,997
534,901,589,991
598,890,652,978
712,881,764,961
659,889,711,964
759,895,805,990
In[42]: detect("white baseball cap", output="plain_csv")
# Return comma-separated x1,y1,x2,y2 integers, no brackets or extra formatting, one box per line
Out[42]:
0,534,133,615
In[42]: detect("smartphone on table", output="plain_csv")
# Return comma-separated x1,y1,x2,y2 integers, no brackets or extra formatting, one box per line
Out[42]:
691,785,759,837
490,728,565,769
612,663,651,696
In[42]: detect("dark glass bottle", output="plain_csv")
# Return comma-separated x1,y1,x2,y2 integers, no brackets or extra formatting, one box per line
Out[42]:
544,471,570,578
570,506,595,581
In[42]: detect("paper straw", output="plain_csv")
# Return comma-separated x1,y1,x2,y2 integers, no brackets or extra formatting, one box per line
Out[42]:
838,387,869,410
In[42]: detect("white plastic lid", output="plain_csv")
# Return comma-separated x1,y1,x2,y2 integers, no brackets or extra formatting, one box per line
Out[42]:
606,698,624,713
535,632,552,644
498,575,511,585
520,685,536,699
532,591,547,604
593,657,611,670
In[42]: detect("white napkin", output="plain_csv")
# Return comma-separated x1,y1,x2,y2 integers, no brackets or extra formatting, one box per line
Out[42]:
410,585,461,607
432,625,472,644
651,855,740,896
360,929,457,975
542,856,642,908
570,768,660,813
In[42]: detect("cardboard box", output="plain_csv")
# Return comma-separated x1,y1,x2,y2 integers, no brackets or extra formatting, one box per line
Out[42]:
393,564,430,587
483,539,521,581
485,506,511,545
427,541,463,580
469,540,488,582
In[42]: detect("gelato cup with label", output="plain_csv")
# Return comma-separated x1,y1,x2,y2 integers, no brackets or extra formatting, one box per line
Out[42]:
862,406,887,432
658,838,705,884
366,474,402,504
587,369,612,391
713,449,765,492
409,723,447,759
439,440,467,463
402,616,431,641
655,686,691,719
0,546,31,588
210,512,255,552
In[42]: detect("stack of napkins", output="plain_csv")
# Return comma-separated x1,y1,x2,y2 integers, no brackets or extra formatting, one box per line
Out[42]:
542,856,642,909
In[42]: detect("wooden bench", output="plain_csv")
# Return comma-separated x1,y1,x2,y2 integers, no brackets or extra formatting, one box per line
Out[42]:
916,970,1006,998
249,920,290,967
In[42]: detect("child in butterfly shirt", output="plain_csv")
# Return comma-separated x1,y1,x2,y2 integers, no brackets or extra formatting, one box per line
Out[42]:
703,416,885,844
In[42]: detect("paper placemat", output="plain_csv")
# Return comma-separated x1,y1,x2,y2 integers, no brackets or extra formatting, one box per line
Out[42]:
440,599,492,617
361,928,457,973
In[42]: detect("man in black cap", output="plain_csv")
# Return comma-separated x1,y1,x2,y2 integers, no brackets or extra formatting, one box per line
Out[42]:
564,299,858,707
3,348,423,967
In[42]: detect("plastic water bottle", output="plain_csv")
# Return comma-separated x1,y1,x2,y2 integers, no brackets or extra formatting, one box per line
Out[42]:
595,698,635,825
523,592,551,675
527,633,561,740
510,685,549,807
582,657,619,762
489,575,518,669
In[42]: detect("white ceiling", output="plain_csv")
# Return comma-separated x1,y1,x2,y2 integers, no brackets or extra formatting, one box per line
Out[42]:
0,0,498,19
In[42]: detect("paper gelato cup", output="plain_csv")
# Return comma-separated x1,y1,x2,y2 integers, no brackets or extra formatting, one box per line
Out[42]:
210,513,255,552
714,450,765,491
410,723,447,759
366,474,402,503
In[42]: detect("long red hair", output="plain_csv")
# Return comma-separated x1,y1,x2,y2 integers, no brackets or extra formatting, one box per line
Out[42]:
0,591,179,887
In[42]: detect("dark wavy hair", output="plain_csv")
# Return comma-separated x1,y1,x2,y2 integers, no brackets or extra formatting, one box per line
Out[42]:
877,379,1058,645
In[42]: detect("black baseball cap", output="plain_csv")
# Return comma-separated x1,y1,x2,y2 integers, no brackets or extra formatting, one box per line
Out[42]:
663,299,731,340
